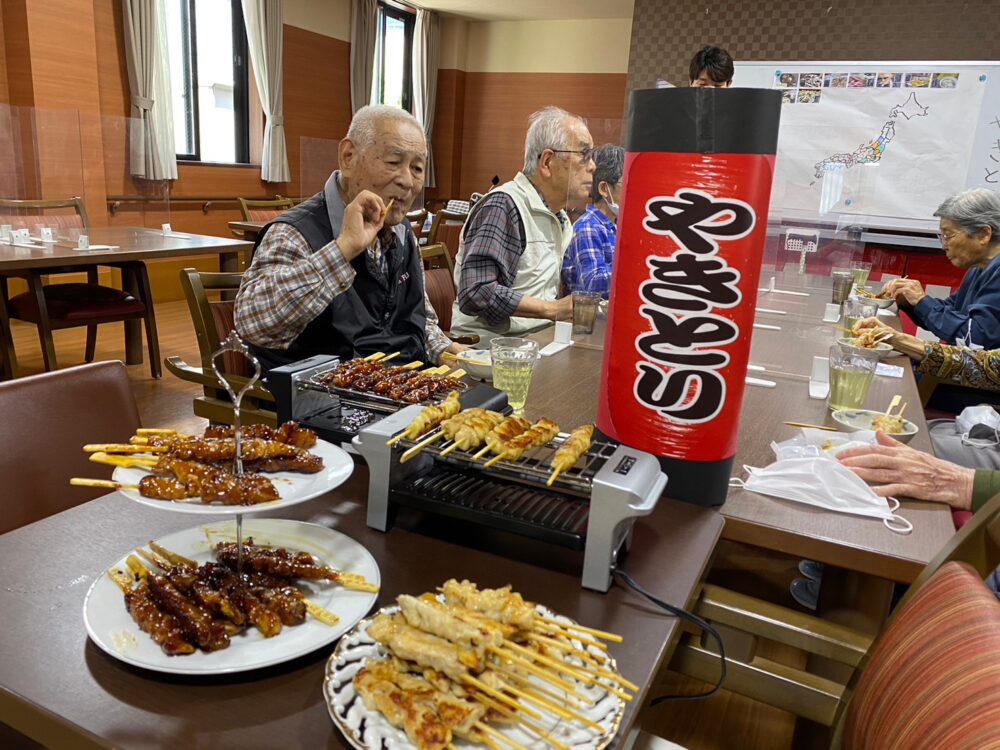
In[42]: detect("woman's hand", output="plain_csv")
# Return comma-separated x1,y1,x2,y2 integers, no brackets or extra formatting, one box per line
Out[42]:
851,317,893,336
837,431,975,510
884,278,926,306
852,317,924,358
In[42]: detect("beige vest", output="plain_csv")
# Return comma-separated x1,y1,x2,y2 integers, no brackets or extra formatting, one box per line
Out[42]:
450,172,572,344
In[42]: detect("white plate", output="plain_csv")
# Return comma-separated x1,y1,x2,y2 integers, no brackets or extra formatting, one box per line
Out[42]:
831,408,919,443
324,604,625,750
112,438,353,514
83,518,380,675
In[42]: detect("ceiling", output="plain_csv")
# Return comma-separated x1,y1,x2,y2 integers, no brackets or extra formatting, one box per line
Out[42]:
412,0,634,21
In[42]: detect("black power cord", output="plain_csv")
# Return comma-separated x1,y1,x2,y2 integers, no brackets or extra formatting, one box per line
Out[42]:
612,567,727,704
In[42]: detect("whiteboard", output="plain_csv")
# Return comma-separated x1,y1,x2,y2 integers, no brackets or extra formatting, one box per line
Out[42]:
733,61,1000,233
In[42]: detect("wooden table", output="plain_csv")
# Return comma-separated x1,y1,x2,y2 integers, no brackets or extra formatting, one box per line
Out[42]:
0,228,252,373
522,271,955,585
228,220,265,243
0,469,722,749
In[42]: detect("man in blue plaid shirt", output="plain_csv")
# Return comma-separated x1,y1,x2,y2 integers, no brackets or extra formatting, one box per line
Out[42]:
561,145,625,298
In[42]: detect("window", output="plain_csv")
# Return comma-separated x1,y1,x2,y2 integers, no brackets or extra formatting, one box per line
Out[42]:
166,0,250,163
372,2,414,111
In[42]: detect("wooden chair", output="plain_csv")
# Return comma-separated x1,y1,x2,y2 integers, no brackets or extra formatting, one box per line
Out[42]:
236,196,296,223
407,208,429,243
668,490,1000,747
164,268,276,426
0,360,140,535
0,197,161,378
420,241,454,275
426,209,467,261
417,244,477,345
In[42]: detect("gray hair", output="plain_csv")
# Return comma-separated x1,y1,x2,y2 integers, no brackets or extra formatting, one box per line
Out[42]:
934,188,1000,242
522,106,586,176
346,104,426,153
590,144,625,202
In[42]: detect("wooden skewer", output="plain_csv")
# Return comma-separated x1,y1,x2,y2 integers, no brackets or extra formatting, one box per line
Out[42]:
447,368,467,379
473,694,570,750
546,468,563,487
884,394,901,417
136,428,176,435
149,541,196,568
379,352,401,364
487,646,581,693
500,682,603,731
536,615,623,643
496,663,585,707
523,635,639,690
535,620,608,651
400,360,424,370
475,722,531,750
783,421,838,432
89,452,158,468
399,432,445,463
71,478,138,491
472,445,492,460
896,402,908,418
363,351,386,361
461,675,542,720
382,198,394,219
526,633,601,665
438,442,464,457
83,443,166,454
500,642,596,685
483,450,509,469
474,734,504,750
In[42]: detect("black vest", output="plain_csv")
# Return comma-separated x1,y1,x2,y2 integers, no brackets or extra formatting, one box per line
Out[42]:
248,192,428,371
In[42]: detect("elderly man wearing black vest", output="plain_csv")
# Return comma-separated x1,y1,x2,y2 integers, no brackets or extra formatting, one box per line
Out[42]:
235,105,467,372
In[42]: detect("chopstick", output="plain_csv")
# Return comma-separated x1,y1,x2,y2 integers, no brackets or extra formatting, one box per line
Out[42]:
783,421,838,432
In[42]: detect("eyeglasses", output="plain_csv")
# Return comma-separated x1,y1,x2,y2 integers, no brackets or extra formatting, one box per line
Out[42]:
546,147,595,164
937,230,963,245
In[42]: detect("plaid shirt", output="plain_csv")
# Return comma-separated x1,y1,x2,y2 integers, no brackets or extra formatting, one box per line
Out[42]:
561,205,615,297
235,221,451,364
456,185,568,327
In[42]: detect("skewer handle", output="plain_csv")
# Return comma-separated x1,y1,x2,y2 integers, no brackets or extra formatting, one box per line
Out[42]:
483,450,509,469
399,432,444,463
379,351,402,364
546,467,562,487
448,368,467,379
89,452,158,468
363,351,386,361
472,445,491,460
70,478,135,490
136,428,176,435
83,443,166,454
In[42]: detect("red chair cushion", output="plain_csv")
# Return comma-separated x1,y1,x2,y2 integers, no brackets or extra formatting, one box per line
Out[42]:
952,509,974,530
843,561,1000,749
8,283,144,322
425,268,455,332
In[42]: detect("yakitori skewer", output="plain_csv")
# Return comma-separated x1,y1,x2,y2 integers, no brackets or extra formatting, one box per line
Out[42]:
438,411,505,457
483,418,560,469
471,415,532,461
547,424,594,486
386,391,462,446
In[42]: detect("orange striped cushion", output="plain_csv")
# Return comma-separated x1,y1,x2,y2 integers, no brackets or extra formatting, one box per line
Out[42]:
844,561,1000,749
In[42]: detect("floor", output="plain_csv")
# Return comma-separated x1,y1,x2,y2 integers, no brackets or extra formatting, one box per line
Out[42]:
5,303,807,750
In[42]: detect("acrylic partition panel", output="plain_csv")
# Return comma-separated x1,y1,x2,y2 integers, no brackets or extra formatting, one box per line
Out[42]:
102,115,171,229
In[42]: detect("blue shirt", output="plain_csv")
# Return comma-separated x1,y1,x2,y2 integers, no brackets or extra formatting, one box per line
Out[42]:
911,254,1000,348
561,205,616,297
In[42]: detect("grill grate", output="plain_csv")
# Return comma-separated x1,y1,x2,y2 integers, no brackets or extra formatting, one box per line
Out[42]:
393,469,590,549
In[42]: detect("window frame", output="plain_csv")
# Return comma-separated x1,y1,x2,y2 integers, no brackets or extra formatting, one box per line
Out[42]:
172,0,251,165
374,1,415,113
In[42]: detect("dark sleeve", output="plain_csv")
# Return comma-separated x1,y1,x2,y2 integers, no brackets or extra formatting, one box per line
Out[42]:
911,270,1000,347
456,193,527,326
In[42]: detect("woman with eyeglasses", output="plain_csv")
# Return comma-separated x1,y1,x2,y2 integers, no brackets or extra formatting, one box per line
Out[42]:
884,188,1000,349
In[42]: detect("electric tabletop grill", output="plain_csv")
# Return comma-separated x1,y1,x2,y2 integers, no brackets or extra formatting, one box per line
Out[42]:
354,404,667,592
268,355,508,445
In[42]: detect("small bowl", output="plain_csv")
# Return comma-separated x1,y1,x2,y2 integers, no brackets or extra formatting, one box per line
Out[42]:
831,408,919,443
855,287,895,309
455,349,492,381
835,338,895,359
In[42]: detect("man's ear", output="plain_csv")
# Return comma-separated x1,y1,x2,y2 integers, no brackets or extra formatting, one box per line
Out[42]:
536,149,555,179
339,138,356,176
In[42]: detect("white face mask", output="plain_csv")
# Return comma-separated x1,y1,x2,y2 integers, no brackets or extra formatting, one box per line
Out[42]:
957,405,1000,447
730,456,912,534
600,185,619,218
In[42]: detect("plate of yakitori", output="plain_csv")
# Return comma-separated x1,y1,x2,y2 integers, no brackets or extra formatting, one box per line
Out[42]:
324,579,632,750
83,518,380,675
72,422,353,514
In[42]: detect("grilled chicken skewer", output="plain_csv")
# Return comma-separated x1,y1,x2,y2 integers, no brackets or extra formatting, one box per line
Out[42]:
387,391,462,446
471,416,533,460
547,424,594,486
214,541,380,592
400,409,503,463
438,411,505,456
483,418,560,468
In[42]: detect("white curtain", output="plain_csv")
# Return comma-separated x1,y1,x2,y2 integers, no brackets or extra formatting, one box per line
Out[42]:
350,0,378,114
242,0,290,182
412,9,440,188
122,0,177,180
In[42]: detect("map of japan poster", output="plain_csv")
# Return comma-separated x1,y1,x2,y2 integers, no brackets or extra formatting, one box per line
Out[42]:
762,68,987,222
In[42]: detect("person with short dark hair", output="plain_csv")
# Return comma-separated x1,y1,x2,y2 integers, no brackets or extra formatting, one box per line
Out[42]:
561,144,625,298
689,46,734,88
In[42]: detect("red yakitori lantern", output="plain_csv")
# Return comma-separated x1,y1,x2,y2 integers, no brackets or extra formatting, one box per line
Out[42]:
597,88,782,506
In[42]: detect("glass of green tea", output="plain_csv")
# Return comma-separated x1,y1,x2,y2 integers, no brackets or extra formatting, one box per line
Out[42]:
490,337,540,414
850,260,873,289
828,344,880,411
842,298,877,334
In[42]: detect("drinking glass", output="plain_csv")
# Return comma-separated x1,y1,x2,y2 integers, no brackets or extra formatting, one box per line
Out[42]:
831,271,853,304
490,337,539,415
828,344,880,411
842,298,877,334
850,260,872,289
572,291,601,335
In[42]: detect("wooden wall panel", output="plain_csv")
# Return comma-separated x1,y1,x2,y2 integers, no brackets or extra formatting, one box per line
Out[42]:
0,5,9,104
428,68,466,203
458,72,627,198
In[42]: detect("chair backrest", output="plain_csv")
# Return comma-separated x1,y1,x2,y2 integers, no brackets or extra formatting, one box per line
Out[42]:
839,561,1000,749
0,361,140,535
0,196,88,231
425,267,456,332
427,209,467,259
237,196,295,223
179,268,249,377
407,208,428,240
420,242,454,275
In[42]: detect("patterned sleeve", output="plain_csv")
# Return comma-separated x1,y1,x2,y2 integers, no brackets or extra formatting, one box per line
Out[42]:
564,219,612,295
455,193,526,326
234,223,356,350
917,341,1000,393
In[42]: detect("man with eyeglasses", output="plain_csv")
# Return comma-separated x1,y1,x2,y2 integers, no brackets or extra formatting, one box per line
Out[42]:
689,46,734,88
450,106,596,344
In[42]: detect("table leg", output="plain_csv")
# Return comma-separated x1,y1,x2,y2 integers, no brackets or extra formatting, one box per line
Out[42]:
120,265,143,366
0,278,18,380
